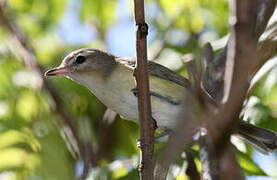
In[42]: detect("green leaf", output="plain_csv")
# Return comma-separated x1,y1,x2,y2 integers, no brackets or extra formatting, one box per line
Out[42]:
112,167,128,179
80,0,117,33
159,0,204,33
117,169,138,180
237,151,266,176
10,0,66,36
0,148,30,170
16,91,39,121
0,130,26,149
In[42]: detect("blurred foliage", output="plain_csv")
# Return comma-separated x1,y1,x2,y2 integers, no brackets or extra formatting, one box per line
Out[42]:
80,0,117,34
0,0,276,179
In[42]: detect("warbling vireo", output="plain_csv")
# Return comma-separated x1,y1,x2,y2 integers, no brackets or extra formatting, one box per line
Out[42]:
45,48,277,154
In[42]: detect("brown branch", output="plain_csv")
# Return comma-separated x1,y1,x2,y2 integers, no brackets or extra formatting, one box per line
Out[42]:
0,1,95,179
163,1,277,180
199,2,276,179
153,1,276,180
222,0,256,103
209,0,259,144
133,0,155,179
254,34,277,76
201,0,262,179
203,0,276,101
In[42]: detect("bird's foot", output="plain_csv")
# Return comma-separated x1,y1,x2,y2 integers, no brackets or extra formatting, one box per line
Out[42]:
131,88,139,97
136,129,172,147
136,139,142,148
138,162,143,172
152,117,158,130
154,129,172,142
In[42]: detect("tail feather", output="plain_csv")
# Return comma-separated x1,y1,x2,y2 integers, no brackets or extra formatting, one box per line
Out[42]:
237,122,277,154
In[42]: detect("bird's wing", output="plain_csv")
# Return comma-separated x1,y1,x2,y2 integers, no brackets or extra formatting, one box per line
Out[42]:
116,57,190,88
147,61,190,88
116,57,190,106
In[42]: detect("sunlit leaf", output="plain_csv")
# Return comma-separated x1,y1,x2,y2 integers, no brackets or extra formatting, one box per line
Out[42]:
112,167,128,179
117,169,138,180
16,91,39,121
176,174,188,180
9,0,66,36
80,0,117,33
237,151,266,176
0,130,26,149
0,148,28,170
159,0,204,33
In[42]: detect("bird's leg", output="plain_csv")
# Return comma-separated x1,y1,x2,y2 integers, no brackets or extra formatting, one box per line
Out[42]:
131,87,139,97
152,117,158,130
136,128,172,148
154,128,172,142
136,117,157,148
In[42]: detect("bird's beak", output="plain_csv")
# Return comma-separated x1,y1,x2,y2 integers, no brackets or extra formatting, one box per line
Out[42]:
44,66,71,76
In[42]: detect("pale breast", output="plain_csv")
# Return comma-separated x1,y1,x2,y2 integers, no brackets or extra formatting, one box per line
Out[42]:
71,65,187,130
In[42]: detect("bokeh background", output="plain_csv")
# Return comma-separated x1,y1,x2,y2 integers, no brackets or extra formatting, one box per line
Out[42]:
0,0,276,179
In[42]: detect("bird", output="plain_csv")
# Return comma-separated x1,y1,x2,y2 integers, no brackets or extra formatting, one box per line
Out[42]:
45,48,277,154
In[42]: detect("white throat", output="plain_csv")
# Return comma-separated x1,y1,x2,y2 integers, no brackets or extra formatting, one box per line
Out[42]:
68,66,140,122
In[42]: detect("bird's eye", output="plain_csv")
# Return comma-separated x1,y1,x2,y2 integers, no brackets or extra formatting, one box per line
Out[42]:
75,56,86,64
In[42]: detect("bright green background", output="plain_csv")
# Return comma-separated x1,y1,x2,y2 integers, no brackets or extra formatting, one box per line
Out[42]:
0,0,276,179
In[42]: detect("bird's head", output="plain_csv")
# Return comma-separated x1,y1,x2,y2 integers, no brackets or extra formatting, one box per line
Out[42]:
45,48,116,77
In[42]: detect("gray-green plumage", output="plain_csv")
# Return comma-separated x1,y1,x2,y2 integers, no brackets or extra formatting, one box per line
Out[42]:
116,57,190,88
46,48,277,154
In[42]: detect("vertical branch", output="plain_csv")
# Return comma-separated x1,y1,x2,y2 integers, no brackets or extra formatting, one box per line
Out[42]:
212,0,258,144
202,0,276,102
198,0,277,179
222,0,256,103
133,0,155,179
203,0,259,179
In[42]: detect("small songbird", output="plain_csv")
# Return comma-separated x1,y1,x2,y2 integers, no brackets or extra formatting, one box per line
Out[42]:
45,48,277,154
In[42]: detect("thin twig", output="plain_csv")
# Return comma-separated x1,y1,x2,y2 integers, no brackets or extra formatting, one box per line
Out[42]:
133,0,155,179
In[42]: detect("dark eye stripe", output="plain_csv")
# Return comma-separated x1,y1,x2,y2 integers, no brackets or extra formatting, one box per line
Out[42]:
75,56,86,64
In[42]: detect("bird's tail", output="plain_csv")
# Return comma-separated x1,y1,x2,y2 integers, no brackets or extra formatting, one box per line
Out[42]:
237,122,277,154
